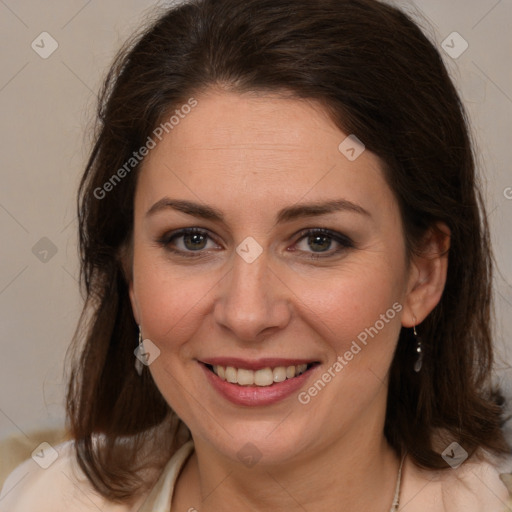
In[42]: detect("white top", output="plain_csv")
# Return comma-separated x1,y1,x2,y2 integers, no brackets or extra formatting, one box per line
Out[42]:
1,439,511,511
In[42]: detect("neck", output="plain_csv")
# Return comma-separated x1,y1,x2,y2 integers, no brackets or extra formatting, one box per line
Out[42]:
175,407,401,511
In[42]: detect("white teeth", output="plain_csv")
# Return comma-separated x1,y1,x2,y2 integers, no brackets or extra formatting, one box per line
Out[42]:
225,366,237,383
273,367,287,383
254,368,274,386
237,368,254,386
216,365,225,380
286,365,296,379
211,363,311,387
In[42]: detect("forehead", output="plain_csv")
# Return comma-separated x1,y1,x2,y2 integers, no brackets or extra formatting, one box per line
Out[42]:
136,90,397,223
150,90,350,161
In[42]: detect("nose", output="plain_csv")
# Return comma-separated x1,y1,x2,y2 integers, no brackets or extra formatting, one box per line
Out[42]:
213,246,291,343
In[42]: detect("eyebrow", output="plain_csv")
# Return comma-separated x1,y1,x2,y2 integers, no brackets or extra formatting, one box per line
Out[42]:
146,198,371,223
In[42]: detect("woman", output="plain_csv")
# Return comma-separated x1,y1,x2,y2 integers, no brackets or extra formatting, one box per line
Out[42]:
1,0,511,510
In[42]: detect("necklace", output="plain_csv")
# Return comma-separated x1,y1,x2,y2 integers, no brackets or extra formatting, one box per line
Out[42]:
389,453,406,512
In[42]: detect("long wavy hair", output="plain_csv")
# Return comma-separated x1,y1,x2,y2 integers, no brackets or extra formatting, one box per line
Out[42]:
66,0,510,501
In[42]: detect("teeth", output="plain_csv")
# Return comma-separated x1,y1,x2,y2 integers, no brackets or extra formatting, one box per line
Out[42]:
254,368,273,386
225,366,237,383
211,363,310,387
237,368,254,386
273,367,287,383
286,365,296,379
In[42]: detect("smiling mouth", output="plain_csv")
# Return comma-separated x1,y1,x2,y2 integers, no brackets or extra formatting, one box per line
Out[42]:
204,362,319,387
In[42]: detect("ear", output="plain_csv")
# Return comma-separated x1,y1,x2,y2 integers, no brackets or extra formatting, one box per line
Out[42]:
401,222,451,328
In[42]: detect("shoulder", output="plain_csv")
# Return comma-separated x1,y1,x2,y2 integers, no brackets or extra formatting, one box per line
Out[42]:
402,449,512,512
0,440,144,512
439,450,512,511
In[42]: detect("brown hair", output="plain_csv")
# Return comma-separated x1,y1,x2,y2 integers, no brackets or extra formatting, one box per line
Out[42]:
67,0,510,501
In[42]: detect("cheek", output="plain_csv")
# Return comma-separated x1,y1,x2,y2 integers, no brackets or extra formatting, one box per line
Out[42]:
291,258,405,363
292,267,405,417
132,251,215,345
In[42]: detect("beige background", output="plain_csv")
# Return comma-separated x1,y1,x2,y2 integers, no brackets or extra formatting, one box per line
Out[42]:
0,0,511,443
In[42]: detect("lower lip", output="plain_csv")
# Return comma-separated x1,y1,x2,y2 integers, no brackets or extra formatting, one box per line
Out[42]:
200,362,317,406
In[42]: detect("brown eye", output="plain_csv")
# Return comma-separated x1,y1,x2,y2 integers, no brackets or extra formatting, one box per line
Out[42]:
293,228,354,258
182,232,208,250
305,234,332,252
158,228,220,257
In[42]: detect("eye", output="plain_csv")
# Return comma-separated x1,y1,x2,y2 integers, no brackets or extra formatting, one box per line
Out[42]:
292,228,354,258
157,228,220,257
156,227,354,260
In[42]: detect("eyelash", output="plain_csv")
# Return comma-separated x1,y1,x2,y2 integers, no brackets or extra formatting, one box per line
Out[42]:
156,227,354,260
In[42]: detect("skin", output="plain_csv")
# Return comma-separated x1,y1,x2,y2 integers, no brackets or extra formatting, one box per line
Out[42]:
127,88,450,511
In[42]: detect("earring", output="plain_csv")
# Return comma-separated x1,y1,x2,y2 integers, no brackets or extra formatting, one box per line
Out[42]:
134,325,144,376
413,325,423,373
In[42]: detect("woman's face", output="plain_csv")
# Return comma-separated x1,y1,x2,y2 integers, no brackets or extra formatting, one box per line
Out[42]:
128,89,436,465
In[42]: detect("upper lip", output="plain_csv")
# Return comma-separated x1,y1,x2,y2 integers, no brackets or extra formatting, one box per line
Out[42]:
200,357,318,371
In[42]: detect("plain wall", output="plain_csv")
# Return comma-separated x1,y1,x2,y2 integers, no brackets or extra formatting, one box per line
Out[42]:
0,0,511,442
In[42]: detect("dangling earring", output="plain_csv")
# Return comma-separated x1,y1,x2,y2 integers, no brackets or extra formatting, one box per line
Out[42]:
413,325,423,373
134,325,144,376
